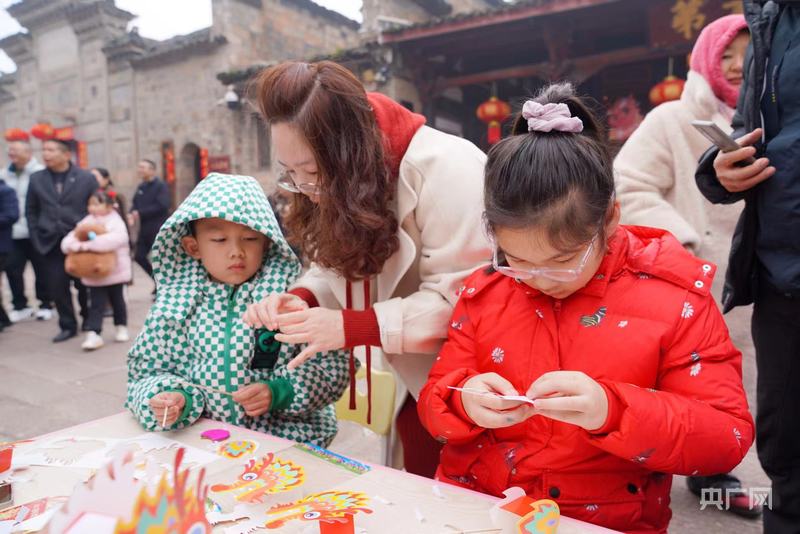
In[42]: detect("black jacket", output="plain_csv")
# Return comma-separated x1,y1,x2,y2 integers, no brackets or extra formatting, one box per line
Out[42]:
695,0,800,311
25,164,96,256
131,177,171,235
0,179,19,255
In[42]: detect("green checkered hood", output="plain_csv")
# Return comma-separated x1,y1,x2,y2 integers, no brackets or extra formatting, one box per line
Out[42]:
128,173,351,445
151,173,300,308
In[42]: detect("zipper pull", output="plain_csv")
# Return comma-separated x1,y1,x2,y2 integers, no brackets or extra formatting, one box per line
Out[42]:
553,300,562,314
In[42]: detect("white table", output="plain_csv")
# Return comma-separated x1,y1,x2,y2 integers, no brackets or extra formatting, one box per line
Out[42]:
2,412,619,533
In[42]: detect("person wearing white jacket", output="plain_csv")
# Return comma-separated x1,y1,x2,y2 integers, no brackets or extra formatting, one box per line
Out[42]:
614,15,760,519
0,140,50,322
243,61,491,478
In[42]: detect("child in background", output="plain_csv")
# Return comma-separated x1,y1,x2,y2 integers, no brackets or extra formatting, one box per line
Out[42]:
126,173,351,447
418,83,754,533
61,190,131,349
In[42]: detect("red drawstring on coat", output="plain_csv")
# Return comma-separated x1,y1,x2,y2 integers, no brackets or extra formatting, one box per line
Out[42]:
345,279,372,424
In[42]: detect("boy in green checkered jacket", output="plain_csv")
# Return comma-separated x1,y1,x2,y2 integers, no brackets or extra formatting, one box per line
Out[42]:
126,173,352,446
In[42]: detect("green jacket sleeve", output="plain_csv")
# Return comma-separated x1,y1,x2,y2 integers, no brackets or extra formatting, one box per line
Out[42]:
268,344,354,417
126,311,206,431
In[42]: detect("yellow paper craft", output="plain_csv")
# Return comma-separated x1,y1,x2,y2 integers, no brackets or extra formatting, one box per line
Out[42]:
210,453,304,503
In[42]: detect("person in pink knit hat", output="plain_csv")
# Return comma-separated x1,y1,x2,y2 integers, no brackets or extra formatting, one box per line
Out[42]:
614,15,759,519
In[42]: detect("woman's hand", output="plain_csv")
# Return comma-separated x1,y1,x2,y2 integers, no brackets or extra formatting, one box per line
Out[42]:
232,383,272,417
274,308,345,369
149,392,186,427
460,373,535,429
527,371,609,432
242,293,308,330
713,128,775,193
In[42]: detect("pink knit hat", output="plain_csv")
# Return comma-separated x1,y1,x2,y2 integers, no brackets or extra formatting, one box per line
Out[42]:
689,14,749,108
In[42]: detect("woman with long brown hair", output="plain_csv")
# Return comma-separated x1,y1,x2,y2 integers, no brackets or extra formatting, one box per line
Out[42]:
243,61,490,476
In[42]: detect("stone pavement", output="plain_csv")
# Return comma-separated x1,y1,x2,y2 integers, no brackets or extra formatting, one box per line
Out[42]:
0,264,767,533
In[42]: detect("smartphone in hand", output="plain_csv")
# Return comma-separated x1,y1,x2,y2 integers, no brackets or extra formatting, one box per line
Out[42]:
691,120,756,164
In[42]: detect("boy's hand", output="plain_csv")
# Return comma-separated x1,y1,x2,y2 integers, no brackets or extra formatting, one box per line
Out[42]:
527,371,609,431
150,392,186,427
460,373,535,429
233,383,272,417
243,293,308,330
274,308,345,370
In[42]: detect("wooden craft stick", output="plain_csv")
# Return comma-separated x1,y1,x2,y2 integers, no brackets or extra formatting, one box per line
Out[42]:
161,403,169,428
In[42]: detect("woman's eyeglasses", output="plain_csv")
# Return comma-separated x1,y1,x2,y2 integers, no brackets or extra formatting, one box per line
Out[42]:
276,171,323,196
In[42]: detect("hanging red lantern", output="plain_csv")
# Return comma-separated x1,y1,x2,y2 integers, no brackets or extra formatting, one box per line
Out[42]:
54,127,74,141
30,123,55,140
4,128,29,142
649,75,685,106
477,96,511,145
163,147,176,184
199,148,209,179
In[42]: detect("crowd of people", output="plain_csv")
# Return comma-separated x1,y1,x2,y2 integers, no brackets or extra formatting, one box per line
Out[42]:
2,2,799,532
0,139,168,348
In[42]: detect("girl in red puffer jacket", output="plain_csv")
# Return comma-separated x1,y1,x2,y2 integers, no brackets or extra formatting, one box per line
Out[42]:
417,83,754,534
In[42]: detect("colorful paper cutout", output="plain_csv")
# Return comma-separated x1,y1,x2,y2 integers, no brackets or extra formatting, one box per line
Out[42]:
263,490,372,529
0,447,11,473
201,429,230,442
114,449,211,534
218,440,257,460
491,487,533,534
210,453,305,503
0,497,67,523
517,499,560,534
46,448,211,534
293,443,370,475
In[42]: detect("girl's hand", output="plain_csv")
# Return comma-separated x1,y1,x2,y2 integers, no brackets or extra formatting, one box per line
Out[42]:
149,392,186,427
527,371,609,431
242,293,308,330
275,308,345,370
713,128,775,193
232,383,272,417
460,373,535,429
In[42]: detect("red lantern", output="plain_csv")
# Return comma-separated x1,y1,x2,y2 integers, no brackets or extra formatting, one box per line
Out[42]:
30,123,55,140
4,128,29,142
199,148,209,179
164,147,176,184
477,96,511,145
649,75,685,106
54,127,74,141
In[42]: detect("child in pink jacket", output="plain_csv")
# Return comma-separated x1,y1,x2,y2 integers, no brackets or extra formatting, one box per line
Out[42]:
62,190,132,350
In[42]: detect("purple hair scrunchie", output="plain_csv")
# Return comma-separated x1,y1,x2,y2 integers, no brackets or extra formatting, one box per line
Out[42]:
522,101,584,133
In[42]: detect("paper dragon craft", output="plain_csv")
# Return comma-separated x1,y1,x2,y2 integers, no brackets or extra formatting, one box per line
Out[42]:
210,453,305,504
45,448,212,534
264,490,373,531
490,487,561,534
209,490,372,534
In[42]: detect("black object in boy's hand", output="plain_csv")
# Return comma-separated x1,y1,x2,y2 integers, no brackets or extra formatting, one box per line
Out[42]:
251,329,281,370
